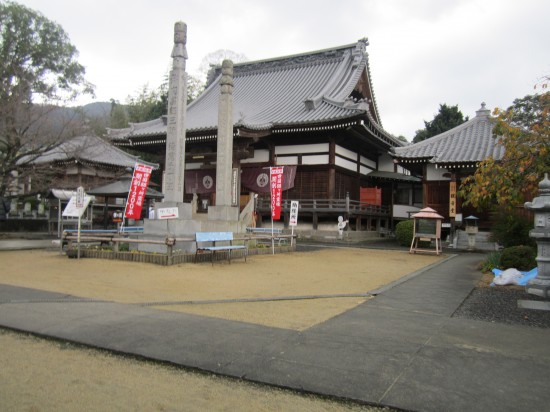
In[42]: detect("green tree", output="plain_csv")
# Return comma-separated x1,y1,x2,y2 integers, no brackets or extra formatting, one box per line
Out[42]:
187,74,205,103
109,99,129,128
0,1,93,198
459,91,550,211
413,103,469,143
125,84,166,123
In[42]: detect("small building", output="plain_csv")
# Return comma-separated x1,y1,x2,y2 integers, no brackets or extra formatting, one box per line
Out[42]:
108,39,411,232
29,134,159,191
3,134,158,232
390,103,504,229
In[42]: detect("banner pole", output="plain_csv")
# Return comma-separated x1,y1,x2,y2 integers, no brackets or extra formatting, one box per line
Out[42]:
271,217,275,255
77,214,81,260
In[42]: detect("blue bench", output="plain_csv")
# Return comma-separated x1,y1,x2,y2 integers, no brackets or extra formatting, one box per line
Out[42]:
246,227,287,246
195,232,248,265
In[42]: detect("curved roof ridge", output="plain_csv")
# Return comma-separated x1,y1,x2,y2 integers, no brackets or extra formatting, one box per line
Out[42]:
395,112,482,153
391,103,503,163
128,117,164,130
363,50,382,125
30,135,159,169
303,50,353,110
205,42,358,88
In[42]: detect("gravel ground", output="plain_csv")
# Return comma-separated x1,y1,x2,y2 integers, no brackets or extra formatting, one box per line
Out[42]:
453,286,550,328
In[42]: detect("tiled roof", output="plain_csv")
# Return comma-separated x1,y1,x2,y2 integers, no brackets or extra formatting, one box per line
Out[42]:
391,104,505,166
108,39,397,145
32,135,159,169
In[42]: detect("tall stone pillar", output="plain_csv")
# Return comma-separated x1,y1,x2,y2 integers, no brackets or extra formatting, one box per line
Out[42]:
163,21,188,204
141,21,198,254
208,59,239,221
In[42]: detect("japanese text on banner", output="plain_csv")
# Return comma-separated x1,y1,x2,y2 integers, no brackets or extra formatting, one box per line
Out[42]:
270,166,284,220
125,163,153,220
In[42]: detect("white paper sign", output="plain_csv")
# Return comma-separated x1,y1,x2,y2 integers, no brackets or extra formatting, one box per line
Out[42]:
62,195,92,218
157,207,179,220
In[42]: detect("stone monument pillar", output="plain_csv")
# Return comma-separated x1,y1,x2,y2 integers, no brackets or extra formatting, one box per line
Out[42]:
163,21,188,207
208,59,239,221
141,21,197,254
524,173,550,299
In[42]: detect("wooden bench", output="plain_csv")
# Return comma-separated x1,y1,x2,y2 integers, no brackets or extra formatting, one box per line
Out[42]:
246,227,287,246
195,232,248,265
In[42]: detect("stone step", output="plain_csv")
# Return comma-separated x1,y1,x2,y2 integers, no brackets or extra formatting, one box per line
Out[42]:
454,230,497,251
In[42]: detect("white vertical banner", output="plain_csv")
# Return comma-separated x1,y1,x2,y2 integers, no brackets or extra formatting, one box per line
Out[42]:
289,200,299,248
289,200,299,227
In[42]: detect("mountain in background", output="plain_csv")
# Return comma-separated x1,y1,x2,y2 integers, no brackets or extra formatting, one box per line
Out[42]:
78,101,112,118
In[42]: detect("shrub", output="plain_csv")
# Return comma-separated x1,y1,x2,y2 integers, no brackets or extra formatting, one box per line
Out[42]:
118,243,130,252
490,210,534,248
499,245,537,271
395,220,414,247
480,251,502,272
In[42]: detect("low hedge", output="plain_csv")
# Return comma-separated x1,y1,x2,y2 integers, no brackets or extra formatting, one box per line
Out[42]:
499,245,537,271
395,220,414,247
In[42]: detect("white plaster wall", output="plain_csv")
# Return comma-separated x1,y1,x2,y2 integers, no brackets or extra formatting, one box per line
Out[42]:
277,156,299,165
360,165,370,175
426,164,450,181
241,149,269,163
302,154,329,165
275,143,329,155
185,163,202,170
378,154,395,172
335,145,356,160
335,156,357,172
361,155,376,170
393,204,421,219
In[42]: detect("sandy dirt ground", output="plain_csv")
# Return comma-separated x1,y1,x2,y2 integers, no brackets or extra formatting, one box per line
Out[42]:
0,247,443,411
0,248,442,330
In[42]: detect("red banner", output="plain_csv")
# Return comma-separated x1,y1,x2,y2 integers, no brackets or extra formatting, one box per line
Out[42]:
124,163,153,220
270,167,284,220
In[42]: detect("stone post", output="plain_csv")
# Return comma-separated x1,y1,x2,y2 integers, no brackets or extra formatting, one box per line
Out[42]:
524,173,550,299
208,59,239,221
163,21,188,204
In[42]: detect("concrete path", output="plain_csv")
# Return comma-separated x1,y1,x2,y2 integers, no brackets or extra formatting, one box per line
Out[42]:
1,251,549,411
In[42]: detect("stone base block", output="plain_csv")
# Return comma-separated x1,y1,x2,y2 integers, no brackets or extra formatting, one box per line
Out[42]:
526,284,550,299
154,201,193,220
208,205,239,221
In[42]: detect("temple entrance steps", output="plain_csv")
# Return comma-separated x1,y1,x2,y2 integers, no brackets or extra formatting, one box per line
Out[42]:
453,230,498,251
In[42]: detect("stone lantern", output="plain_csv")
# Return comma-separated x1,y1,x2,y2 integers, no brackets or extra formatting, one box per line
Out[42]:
524,173,550,299
464,215,479,250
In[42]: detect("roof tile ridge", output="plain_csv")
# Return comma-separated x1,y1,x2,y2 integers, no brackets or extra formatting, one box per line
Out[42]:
363,109,403,146
128,117,164,130
363,49,382,125
405,115,479,150
106,126,133,139
94,133,160,169
304,50,353,110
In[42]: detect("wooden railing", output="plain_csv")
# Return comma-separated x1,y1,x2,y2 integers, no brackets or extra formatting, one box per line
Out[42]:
256,198,389,216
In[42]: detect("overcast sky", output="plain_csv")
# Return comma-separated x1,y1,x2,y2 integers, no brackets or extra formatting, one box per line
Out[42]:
15,0,550,140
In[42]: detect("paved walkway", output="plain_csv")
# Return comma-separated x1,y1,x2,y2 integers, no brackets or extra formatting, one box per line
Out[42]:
1,246,549,411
